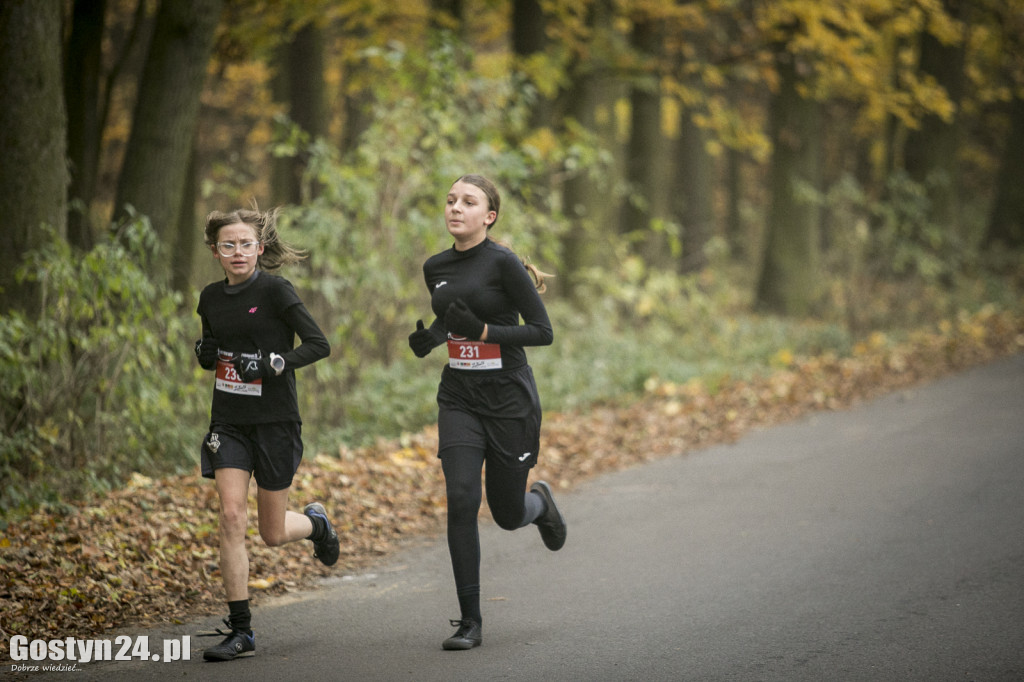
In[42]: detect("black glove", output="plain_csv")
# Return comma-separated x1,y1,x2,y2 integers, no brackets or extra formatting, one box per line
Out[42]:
194,337,219,370
232,354,270,383
409,320,440,358
444,299,485,340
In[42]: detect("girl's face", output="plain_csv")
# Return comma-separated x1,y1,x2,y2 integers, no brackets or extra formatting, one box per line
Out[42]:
445,180,496,251
212,222,264,285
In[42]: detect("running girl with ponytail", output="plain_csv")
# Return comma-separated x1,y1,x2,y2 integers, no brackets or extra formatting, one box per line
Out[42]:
408,174,567,651
194,206,337,662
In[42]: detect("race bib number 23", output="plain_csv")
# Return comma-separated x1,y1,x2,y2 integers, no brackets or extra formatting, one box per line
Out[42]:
215,351,263,396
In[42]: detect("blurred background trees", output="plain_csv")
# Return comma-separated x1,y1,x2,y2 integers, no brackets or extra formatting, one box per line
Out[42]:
9,0,1023,306
2,0,1022,509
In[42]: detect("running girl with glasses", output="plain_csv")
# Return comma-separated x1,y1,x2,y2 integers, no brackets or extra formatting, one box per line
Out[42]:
194,207,337,662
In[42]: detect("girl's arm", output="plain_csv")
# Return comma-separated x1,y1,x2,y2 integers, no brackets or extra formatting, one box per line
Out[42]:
483,255,553,347
279,303,331,370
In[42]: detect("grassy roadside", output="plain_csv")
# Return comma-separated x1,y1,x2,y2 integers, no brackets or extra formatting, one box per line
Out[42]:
0,306,1021,656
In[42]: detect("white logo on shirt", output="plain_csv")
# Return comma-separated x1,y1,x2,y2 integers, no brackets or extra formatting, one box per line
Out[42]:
434,281,448,290
519,452,531,461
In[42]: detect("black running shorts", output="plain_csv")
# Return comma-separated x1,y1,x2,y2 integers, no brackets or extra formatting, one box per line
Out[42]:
437,406,540,471
436,364,542,470
200,421,303,491
436,366,541,471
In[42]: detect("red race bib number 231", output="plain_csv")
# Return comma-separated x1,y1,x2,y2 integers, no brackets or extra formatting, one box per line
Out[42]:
447,337,502,370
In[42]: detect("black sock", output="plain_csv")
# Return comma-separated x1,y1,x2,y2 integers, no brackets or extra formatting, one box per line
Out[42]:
306,513,327,542
456,587,482,625
227,599,251,633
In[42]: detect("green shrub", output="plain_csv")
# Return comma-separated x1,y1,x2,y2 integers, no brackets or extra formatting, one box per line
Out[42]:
817,172,989,331
0,220,202,514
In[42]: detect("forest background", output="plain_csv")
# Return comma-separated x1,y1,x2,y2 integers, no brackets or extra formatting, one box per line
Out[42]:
1,0,1023,518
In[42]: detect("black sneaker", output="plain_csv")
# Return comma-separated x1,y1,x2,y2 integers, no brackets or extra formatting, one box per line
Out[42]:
304,502,340,567
442,618,482,650
530,481,567,551
201,619,255,661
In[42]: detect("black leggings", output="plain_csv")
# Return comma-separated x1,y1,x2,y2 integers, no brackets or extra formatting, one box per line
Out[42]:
441,445,544,622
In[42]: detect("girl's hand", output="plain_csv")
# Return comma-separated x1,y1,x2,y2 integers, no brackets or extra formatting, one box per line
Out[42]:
194,337,219,370
444,299,485,340
232,354,270,382
409,320,440,357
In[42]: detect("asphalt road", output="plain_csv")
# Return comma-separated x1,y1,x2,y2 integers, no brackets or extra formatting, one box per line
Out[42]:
15,353,1024,681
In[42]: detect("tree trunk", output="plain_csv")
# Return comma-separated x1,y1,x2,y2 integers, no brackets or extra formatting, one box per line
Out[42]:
724,147,745,261
112,0,222,280
674,103,715,273
621,18,669,266
270,22,329,204
902,0,966,231
984,96,1024,250
287,22,328,201
755,46,822,316
512,0,555,130
558,0,621,298
171,133,200,293
0,0,67,313
560,74,602,298
339,21,373,158
270,46,294,205
64,0,106,251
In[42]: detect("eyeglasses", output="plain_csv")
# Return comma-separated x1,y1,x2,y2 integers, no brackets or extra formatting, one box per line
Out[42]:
215,241,260,257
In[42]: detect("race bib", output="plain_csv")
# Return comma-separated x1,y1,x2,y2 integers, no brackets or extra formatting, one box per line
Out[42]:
447,336,502,370
215,350,263,396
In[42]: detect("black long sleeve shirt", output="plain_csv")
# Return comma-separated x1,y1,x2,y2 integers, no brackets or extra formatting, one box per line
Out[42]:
421,238,553,373
197,271,330,424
